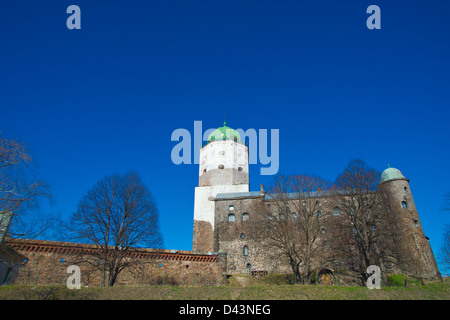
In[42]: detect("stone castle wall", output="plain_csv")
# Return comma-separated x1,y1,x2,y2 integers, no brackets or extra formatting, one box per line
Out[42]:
7,239,223,287
213,187,441,280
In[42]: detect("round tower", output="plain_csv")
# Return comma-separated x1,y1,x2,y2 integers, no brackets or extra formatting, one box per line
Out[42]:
192,122,249,253
378,167,441,280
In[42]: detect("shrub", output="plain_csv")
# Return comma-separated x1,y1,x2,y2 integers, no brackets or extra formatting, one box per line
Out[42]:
387,274,422,287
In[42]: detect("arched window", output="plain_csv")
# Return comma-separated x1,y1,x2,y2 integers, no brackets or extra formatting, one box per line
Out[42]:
240,233,246,239
229,205,235,211
291,212,297,220
401,201,408,209
246,263,252,269
242,213,249,221
243,245,249,256
332,207,341,216
228,214,235,222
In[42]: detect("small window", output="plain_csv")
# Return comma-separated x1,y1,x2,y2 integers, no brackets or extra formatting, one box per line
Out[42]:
229,205,235,211
404,187,408,192
279,213,285,220
240,233,246,239
242,213,249,221
316,210,322,218
218,164,224,169
228,214,235,222
203,168,207,174
246,263,252,269
332,207,341,216
243,245,249,256
238,167,243,171
413,219,419,227
291,212,297,220
321,228,326,234
401,201,408,209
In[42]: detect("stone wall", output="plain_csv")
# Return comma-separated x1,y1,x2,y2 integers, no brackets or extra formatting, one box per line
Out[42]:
213,190,441,281
7,239,223,287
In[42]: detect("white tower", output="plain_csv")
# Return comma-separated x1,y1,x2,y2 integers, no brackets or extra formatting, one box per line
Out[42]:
192,122,249,253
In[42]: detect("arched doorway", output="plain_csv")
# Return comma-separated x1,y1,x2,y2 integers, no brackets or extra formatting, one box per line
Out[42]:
318,269,333,286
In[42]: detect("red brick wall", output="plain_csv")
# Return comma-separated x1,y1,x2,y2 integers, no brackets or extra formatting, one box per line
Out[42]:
7,239,223,287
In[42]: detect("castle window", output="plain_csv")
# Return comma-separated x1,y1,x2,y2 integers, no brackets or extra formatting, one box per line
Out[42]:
246,263,252,269
401,201,408,209
332,207,341,216
321,228,326,234
413,219,419,227
243,245,249,256
238,167,243,171
218,164,224,169
291,212,297,220
242,213,249,221
228,214,235,222
229,205,234,211
404,187,408,192
203,168,207,174
240,233,246,239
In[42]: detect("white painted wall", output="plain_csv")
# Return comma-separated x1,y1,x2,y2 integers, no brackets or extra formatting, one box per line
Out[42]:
199,140,248,176
193,184,249,229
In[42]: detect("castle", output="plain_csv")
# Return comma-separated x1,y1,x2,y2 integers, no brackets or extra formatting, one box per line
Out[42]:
192,122,441,281
0,122,441,286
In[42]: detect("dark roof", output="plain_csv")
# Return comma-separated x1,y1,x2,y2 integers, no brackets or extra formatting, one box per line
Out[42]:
215,191,263,200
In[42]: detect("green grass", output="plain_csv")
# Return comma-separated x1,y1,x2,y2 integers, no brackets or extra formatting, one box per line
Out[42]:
0,276,448,300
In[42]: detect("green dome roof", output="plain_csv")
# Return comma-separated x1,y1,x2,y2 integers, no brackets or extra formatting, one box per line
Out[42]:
381,167,406,183
207,122,241,142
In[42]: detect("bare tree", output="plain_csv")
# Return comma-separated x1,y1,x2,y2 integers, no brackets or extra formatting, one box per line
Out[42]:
253,174,330,284
440,194,450,274
65,171,163,286
329,159,395,283
0,132,50,243
440,224,450,274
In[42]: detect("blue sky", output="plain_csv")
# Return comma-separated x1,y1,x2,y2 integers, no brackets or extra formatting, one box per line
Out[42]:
1,1,449,273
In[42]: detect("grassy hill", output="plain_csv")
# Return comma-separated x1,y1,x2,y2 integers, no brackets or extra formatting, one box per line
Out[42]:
0,275,448,300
